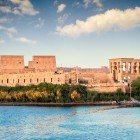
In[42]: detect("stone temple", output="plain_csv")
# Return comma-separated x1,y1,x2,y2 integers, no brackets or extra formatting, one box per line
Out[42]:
0,55,65,86
109,58,140,82
0,55,140,93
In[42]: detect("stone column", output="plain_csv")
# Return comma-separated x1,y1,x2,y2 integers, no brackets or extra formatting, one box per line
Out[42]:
120,61,123,74
125,62,128,73
137,61,139,75
119,61,123,81
131,62,134,74
109,61,112,73
117,62,120,73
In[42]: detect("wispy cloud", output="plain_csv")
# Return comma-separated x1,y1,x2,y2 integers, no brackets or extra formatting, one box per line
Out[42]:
54,0,59,6
83,0,91,8
93,0,103,9
0,37,5,44
57,4,66,13
34,18,45,29
72,1,80,8
56,7,140,37
0,25,17,38
58,13,70,25
0,0,39,16
0,17,13,24
16,37,36,44
83,0,103,9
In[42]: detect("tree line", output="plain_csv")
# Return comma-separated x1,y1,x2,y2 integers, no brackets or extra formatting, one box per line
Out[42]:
0,77,139,102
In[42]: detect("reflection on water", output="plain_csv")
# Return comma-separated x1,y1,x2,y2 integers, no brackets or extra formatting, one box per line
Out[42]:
0,106,140,140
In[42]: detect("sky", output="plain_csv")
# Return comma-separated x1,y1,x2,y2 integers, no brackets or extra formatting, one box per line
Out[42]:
0,0,140,68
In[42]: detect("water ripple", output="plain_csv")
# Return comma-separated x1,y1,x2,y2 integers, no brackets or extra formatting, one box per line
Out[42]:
0,106,140,140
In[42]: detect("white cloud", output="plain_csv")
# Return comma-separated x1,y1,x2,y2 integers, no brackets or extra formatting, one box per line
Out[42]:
72,1,80,8
93,0,103,9
56,7,140,37
6,32,14,38
58,13,69,25
0,6,12,13
83,0,91,8
0,26,17,33
0,37,5,44
0,25,17,38
83,0,103,9
16,37,36,44
0,18,12,23
0,0,39,16
54,0,58,6
0,6,21,15
34,18,45,28
57,4,66,13
10,0,21,3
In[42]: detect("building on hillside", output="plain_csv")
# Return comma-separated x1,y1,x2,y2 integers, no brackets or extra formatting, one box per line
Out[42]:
109,58,140,82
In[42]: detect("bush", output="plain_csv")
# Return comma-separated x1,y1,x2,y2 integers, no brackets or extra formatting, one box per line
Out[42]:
131,77,140,97
0,83,137,102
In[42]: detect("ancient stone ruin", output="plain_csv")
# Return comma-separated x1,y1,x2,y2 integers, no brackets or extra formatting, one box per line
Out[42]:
0,55,139,93
0,55,65,86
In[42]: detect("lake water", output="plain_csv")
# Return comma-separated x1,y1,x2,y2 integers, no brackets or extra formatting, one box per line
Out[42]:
0,106,140,140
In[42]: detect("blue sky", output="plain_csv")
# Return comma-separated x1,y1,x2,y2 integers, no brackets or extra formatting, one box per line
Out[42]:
0,0,140,67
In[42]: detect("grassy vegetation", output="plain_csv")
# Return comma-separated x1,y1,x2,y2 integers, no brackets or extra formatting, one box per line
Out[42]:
0,82,132,102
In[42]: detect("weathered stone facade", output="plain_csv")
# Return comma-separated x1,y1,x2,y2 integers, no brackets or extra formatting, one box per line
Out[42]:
0,72,65,86
109,58,140,82
0,55,139,93
88,83,126,93
0,55,64,86
28,56,56,72
0,55,24,74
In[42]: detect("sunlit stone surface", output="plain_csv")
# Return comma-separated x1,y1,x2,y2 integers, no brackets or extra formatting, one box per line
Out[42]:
0,106,140,140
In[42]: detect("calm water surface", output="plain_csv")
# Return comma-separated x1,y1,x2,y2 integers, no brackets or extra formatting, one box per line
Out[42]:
0,106,140,140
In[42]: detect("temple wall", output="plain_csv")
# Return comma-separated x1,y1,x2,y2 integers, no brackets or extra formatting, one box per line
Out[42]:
28,56,56,72
0,55,24,74
0,72,65,87
1,55,140,93
109,58,140,82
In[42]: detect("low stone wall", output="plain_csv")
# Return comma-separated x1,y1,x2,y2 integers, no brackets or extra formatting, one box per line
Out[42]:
88,83,126,93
